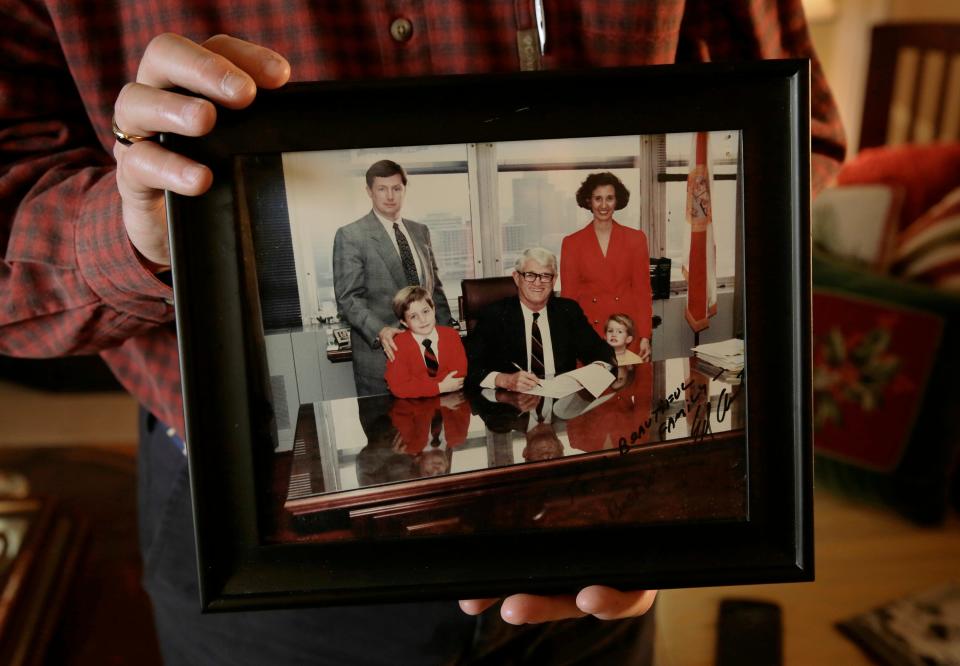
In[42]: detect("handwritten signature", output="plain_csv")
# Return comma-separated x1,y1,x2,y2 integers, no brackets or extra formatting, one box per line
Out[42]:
618,366,744,455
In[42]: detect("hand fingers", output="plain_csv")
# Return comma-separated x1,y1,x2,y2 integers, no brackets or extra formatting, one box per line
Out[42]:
500,593,586,625
464,589,657,624
520,396,540,412
202,34,291,88
458,598,499,615
516,376,538,391
137,33,289,110
575,587,658,620
116,139,213,199
383,345,396,362
114,83,217,141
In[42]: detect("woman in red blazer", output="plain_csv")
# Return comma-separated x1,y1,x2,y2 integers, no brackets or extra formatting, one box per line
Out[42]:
384,286,468,398
560,172,652,360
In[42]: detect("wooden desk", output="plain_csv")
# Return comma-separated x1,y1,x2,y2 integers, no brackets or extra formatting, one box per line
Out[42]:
273,358,747,544
656,490,960,665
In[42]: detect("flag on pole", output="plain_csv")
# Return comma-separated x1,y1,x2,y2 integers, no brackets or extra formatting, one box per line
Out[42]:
684,131,718,332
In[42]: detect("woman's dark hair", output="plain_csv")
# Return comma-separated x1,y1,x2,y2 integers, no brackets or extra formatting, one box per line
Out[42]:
575,172,630,211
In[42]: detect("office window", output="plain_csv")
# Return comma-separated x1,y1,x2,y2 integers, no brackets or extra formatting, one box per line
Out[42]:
283,144,475,324
495,136,642,288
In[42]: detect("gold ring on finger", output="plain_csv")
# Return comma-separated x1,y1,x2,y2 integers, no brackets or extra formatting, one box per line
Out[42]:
111,116,153,146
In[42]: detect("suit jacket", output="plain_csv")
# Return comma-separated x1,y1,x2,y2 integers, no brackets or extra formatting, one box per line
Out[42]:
560,221,652,344
384,327,467,398
465,296,615,389
333,210,453,396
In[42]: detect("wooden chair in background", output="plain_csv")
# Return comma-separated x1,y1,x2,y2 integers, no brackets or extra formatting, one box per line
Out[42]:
860,22,960,151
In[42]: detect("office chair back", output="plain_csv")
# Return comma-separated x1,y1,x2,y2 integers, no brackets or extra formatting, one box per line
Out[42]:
459,276,518,334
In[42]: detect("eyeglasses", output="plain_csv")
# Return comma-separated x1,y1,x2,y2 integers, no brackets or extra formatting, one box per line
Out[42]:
519,271,555,283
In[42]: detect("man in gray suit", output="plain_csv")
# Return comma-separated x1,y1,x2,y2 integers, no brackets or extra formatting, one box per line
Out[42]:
333,160,454,396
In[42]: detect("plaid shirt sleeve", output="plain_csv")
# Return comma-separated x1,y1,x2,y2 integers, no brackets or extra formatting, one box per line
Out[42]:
1,1,174,360
677,0,847,193
1,0,181,429
0,0,844,438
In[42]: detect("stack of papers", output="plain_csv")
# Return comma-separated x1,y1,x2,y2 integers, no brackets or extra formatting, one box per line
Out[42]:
692,339,744,382
523,363,615,399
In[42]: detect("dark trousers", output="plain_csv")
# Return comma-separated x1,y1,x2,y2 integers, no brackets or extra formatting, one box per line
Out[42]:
138,410,654,665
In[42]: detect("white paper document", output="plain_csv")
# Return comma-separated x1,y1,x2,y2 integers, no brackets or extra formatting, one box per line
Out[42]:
522,363,615,399
691,338,744,370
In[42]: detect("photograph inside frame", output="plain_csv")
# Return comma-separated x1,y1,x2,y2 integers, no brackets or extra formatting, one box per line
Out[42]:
238,130,748,545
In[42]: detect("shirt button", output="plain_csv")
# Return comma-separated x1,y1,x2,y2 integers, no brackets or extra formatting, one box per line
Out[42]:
390,17,413,42
615,296,620,302
592,297,597,303
593,319,599,324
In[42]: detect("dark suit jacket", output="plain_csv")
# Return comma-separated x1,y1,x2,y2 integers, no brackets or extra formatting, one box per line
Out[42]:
465,296,615,389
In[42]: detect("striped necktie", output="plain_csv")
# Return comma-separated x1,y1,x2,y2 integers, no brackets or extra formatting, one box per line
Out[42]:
430,408,443,446
531,312,545,379
422,339,439,377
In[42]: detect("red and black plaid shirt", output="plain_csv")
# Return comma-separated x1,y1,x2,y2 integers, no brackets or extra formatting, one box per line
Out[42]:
0,0,845,437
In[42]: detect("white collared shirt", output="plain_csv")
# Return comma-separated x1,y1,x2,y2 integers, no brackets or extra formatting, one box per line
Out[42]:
411,328,441,369
374,210,423,283
519,302,556,378
480,301,556,389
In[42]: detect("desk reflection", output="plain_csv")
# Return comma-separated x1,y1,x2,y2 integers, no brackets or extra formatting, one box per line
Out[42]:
280,357,745,542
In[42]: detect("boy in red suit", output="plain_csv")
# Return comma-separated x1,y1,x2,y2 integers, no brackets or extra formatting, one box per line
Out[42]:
385,286,467,398
389,394,472,477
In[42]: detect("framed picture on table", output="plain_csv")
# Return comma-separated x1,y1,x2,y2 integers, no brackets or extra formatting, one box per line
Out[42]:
163,60,812,611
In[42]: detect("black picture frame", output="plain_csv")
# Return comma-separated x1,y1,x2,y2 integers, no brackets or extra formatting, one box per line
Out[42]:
164,60,812,611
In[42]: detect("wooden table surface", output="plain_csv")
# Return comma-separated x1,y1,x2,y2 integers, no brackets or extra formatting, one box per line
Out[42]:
655,489,960,665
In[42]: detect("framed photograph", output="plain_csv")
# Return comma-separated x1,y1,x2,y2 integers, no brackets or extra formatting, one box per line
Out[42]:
164,60,812,611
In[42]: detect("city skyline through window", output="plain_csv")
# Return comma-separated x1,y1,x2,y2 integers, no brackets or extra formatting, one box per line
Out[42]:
281,131,739,327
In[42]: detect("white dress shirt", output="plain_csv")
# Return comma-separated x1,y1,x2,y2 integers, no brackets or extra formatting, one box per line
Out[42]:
411,328,441,369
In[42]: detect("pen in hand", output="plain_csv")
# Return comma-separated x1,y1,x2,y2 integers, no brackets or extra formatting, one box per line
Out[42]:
512,362,543,388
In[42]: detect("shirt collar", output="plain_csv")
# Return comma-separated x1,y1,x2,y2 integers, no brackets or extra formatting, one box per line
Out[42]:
519,300,548,321
412,328,440,347
373,209,403,229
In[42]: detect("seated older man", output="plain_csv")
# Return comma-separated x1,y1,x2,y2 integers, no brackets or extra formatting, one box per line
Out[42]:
466,247,615,391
